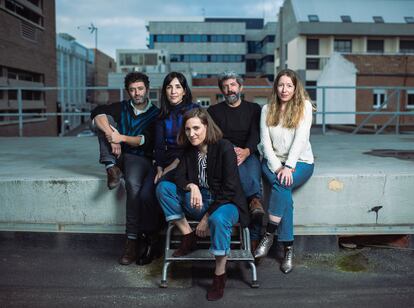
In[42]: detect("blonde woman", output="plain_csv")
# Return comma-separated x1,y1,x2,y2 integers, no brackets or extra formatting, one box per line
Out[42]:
254,69,314,274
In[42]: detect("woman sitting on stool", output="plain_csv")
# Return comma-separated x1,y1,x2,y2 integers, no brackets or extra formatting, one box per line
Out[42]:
156,108,249,301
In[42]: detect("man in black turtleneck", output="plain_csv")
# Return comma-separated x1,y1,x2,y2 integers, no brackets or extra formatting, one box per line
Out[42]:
208,71,264,253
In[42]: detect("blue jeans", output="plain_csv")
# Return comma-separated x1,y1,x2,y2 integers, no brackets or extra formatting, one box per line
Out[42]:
262,160,314,242
156,181,239,256
238,153,263,240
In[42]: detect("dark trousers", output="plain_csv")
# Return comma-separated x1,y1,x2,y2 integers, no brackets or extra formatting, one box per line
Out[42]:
96,121,160,236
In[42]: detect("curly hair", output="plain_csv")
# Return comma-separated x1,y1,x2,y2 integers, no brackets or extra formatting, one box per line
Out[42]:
124,72,150,90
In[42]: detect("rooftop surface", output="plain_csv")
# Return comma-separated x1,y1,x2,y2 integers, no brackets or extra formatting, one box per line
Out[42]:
0,135,413,306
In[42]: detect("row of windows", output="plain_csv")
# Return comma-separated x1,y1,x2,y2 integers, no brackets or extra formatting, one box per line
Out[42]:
152,34,245,43
308,14,414,24
170,54,244,63
306,39,414,55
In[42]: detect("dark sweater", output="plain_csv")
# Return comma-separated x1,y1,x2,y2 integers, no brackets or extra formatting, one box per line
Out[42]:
208,100,261,155
90,100,159,157
154,102,199,168
175,139,250,227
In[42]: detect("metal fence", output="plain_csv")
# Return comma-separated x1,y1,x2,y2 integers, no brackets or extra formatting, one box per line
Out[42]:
1,85,414,136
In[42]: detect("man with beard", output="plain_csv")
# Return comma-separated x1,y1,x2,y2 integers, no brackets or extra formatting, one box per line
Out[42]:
90,72,161,266
208,71,264,253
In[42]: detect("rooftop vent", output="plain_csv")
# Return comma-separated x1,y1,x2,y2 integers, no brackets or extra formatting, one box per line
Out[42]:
404,16,414,24
308,15,319,22
373,16,384,23
341,15,352,23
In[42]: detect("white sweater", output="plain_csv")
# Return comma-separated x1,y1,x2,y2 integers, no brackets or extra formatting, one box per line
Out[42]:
259,100,314,172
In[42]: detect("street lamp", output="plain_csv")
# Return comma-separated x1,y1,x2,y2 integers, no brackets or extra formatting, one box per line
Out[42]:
77,23,98,50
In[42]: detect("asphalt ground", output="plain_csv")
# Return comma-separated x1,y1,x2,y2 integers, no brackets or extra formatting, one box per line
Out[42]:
0,232,413,308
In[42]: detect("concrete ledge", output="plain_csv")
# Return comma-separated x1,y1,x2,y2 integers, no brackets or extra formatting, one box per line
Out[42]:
0,135,413,234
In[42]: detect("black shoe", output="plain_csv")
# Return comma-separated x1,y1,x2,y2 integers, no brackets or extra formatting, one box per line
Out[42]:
136,234,162,266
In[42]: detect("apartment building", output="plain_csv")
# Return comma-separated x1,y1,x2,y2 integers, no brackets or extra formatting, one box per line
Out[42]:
277,0,414,99
0,0,57,136
147,18,276,81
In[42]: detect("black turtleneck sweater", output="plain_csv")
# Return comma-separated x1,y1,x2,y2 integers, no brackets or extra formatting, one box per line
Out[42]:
208,100,261,155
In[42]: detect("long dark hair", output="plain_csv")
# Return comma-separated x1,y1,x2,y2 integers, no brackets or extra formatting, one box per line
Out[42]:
159,72,193,118
177,109,223,147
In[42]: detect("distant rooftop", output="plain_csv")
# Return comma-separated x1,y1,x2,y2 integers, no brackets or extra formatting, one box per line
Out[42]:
291,0,414,23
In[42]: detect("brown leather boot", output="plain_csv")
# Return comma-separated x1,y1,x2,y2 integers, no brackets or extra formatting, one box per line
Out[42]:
249,198,265,220
107,165,122,190
118,239,136,265
173,231,197,257
207,273,227,301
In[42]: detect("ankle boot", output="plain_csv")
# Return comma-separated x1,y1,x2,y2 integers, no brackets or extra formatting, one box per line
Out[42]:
254,232,274,258
173,231,197,257
137,233,162,266
207,273,227,301
280,246,293,274
118,239,136,265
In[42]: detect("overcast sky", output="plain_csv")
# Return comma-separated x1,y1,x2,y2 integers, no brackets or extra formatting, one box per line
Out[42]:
56,0,282,59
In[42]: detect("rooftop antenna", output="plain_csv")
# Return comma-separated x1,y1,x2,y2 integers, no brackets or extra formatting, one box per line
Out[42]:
201,8,205,18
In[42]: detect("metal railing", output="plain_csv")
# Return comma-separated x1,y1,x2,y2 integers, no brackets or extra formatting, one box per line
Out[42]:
1,85,414,136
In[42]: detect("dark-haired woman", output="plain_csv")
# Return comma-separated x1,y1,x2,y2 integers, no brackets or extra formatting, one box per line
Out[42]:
154,72,199,184
156,109,249,301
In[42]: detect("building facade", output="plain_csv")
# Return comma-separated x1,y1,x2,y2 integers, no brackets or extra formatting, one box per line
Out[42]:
147,18,276,81
87,48,116,106
0,0,57,136
276,0,414,100
317,53,414,130
56,33,89,135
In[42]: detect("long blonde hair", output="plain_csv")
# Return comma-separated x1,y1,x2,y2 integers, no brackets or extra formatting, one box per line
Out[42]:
266,69,312,129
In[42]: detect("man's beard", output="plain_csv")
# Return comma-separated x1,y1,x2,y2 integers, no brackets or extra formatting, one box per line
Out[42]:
224,92,241,105
132,94,147,105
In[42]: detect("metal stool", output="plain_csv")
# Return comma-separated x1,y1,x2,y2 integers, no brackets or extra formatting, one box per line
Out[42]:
160,221,259,288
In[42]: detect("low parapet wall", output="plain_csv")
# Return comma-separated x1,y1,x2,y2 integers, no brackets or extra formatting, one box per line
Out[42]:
0,136,413,234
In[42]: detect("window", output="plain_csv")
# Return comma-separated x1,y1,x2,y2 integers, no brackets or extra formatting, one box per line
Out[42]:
306,39,319,55
400,40,414,53
183,35,208,42
306,58,320,70
248,41,261,53
404,16,414,24
407,91,414,109
5,0,43,26
334,39,352,53
373,89,387,109
367,40,384,53
308,15,319,22
306,81,317,101
341,15,352,23
246,59,257,73
373,16,384,23
197,97,210,108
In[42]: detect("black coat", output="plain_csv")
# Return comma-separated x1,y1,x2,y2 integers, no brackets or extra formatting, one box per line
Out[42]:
175,139,250,227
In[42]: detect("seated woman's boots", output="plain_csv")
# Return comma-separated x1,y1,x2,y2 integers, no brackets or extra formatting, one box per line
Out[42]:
280,246,293,274
173,231,197,257
207,273,227,301
254,232,274,258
